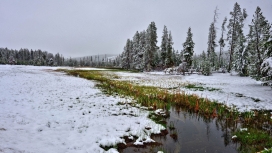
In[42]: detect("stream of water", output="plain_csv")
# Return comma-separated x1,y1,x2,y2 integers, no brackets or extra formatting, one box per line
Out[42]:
121,106,239,153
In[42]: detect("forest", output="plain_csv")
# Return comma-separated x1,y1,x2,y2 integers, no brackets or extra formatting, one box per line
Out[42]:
117,3,272,85
0,2,271,86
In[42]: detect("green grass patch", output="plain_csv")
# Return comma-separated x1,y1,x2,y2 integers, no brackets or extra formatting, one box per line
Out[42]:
261,148,272,153
184,83,221,91
234,128,272,153
148,112,167,128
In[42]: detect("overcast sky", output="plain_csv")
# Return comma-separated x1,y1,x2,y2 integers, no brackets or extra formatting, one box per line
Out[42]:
1,0,272,58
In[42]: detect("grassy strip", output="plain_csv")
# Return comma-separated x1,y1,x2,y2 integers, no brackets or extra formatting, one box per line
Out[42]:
59,69,272,152
62,69,227,117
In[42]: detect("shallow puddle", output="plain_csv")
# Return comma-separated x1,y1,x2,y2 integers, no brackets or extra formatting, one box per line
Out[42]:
121,106,239,153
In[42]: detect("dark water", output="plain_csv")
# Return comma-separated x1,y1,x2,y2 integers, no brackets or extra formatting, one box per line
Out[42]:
121,106,239,153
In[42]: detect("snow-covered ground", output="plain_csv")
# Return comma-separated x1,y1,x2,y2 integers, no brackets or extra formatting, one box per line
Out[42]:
0,65,164,153
114,71,272,112
1,65,271,153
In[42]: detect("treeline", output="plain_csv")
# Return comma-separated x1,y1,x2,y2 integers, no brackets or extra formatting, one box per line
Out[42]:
117,2,272,82
68,55,117,67
0,47,65,66
0,47,118,68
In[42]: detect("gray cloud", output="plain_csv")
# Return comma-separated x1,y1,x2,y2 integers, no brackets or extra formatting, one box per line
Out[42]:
1,0,272,58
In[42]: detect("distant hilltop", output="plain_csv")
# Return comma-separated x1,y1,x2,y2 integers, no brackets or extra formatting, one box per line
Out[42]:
72,54,118,62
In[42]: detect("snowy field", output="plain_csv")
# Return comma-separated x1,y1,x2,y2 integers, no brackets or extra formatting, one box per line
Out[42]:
1,65,271,153
114,71,272,112
0,65,164,153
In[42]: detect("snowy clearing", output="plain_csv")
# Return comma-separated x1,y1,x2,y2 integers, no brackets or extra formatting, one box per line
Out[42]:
1,65,272,153
0,65,164,153
114,71,272,112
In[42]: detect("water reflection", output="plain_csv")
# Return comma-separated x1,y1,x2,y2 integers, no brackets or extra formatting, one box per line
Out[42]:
121,106,239,153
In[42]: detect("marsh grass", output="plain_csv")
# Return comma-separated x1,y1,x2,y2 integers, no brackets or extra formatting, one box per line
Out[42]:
234,128,272,153
184,83,221,91
59,69,272,152
260,148,272,153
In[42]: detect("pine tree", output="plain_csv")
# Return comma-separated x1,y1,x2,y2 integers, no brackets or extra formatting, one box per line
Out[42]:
218,17,227,68
165,31,174,67
261,27,272,85
129,40,133,69
182,27,195,68
247,6,271,79
232,8,247,75
264,26,272,59
202,60,211,76
153,50,160,70
207,7,219,68
132,31,140,68
145,21,158,71
201,50,206,61
227,2,247,72
138,30,146,70
199,51,211,75
172,49,179,66
232,29,247,75
121,39,131,69
179,50,184,64
161,25,168,67
207,22,217,65
131,31,140,69
192,54,198,69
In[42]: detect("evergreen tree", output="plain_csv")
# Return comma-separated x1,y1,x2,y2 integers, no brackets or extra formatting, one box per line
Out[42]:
138,30,146,70
261,27,272,86
172,49,179,66
165,31,174,67
145,21,158,71
179,50,184,64
207,22,217,69
128,40,133,69
218,17,227,68
227,2,247,72
182,27,195,68
264,25,272,59
207,7,219,68
207,22,217,65
131,31,140,69
153,50,160,70
160,25,168,67
200,50,206,61
232,29,247,75
232,8,247,75
199,51,211,75
247,6,271,79
121,39,131,69
202,60,212,76
192,54,198,69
